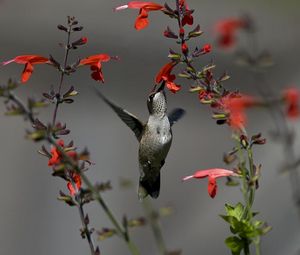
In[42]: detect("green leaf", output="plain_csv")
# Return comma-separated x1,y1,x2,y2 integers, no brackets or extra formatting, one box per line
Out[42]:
225,236,244,255
225,203,244,221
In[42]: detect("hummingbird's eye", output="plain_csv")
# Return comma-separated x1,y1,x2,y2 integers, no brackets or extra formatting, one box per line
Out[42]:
148,94,155,102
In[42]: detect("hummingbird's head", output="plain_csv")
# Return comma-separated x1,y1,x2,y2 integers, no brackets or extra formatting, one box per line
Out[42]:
147,82,167,116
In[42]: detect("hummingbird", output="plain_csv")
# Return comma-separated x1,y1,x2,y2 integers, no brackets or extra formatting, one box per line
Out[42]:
96,82,185,199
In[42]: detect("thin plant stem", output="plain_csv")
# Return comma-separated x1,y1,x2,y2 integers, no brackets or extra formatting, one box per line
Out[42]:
77,200,96,255
7,87,141,255
52,24,71,126
244,28,300,218
254,237,261,255
142,198,167,255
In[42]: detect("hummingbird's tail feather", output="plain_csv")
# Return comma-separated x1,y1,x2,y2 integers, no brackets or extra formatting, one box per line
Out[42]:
138,174,160,200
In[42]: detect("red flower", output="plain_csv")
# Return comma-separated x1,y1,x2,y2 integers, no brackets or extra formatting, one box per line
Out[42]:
181,42,188,54
183,168,238,198
48,139,65,166
72,37,88,47
114,1,164,30
283,88,300,119
79,54,116,83
67,173,82,196
215,18,246,48
198,90,213,103
155,62,181,93
201,44,212,54
221,94,256,130
48,139,78,166
2,55,49,83
179,0,194,26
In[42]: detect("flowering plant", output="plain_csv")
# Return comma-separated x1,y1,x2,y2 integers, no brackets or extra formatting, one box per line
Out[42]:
0,2,299,255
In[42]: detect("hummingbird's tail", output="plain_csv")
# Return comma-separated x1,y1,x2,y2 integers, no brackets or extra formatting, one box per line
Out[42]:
138,174,160,200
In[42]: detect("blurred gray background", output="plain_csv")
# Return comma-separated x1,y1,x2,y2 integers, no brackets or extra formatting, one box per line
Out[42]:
0,0,300,254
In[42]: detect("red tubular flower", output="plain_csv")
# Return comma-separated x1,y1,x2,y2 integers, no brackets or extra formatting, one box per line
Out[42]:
79,54,115,83
283,88,300,119
67,173,82,196
114,1,164,30
183,168,238,198
179,0,194,26
48,139,65,166
155,62,181,93
221,95,256,130
215,18,246,48
2,55,49,83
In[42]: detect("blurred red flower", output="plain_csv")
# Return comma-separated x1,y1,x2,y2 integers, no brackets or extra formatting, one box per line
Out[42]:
2,55,49,83
67,173,82,196
114,1,164,30
48,139,65,166
79,54,114,83
48,139,78,166
215,18,246,48
221,94,256,130
183,168,238,198
155,62,181,93
283,87,300,119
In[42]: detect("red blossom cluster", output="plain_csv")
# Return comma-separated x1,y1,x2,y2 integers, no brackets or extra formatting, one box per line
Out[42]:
47,139,82,196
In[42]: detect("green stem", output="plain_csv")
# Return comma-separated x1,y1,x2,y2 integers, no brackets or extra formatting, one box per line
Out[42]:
254,237,261,255
246,147,256,216
47,137,140,255
6,92,140,255
142,198,167,255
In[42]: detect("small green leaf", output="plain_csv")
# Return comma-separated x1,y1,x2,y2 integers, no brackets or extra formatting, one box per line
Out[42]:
225,236,244,255
168,53,181,60
97,228,117,241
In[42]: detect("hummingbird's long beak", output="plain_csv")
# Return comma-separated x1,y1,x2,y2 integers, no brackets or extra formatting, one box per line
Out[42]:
156,81,165,93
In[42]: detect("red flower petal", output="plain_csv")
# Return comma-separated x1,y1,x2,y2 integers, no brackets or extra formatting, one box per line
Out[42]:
182,12,194,26
155,62,176,83
183,168,238,198
135,8,149,30
221,95,256,130
67,173,82,196
80,54,111,66
114,1,163,30
79,54,116,83
208,176,217,198
122,1,163,10
215,18,246,48
284,88,300,119
166,81,181,93
2,55,49,83
67,182,76,196
21,62,34,83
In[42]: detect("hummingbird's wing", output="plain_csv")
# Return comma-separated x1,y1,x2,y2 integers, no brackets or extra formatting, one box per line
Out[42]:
168,108,186,126
96,90,144,141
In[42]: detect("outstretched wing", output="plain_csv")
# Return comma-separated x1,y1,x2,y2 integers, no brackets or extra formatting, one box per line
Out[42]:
96,90,144,141
168,108,186,126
